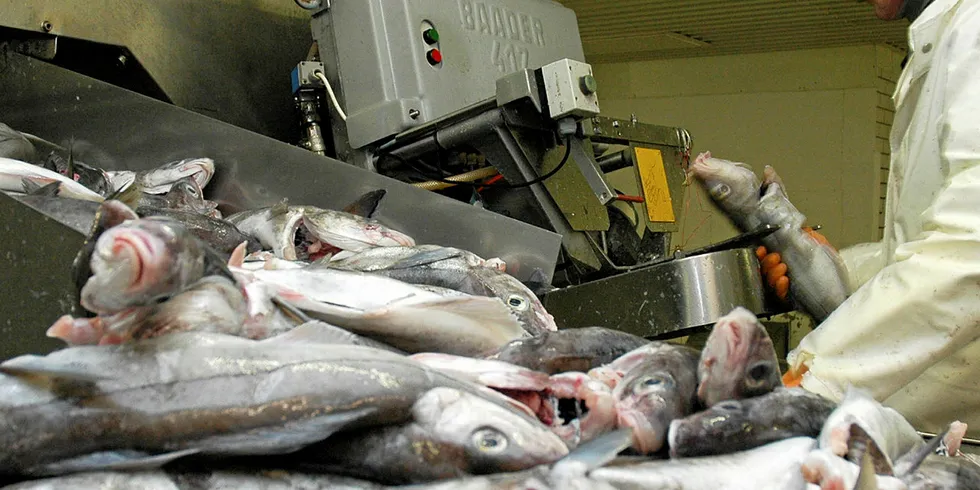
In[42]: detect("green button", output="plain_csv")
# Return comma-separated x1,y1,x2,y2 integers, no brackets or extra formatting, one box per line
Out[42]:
423,28,439,44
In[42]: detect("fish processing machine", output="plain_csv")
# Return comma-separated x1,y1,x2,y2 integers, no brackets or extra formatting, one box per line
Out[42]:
0,0,775,358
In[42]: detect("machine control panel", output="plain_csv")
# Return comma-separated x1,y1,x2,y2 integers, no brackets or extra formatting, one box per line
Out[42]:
540,59,600,119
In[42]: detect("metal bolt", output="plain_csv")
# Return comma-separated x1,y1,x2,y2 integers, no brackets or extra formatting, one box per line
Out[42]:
40,21,52,32
630,113,638,125
117,54,128,67
922,43,933,54
599,192,609,201
612,120,620,128
408,109,420,120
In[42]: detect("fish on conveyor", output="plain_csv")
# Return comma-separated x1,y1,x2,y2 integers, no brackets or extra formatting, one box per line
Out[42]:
39,145,112,197
136,208,262,257
408,353,617,450
110,175,220,219
588,341,683,390
289,387,569,484
0,157,104,202
589,437,818,490
0,332,541,477
78,203,234,314
232,266,525,356
0,123,35,162
105,157,216,195
327,246,556,335
483,327,649,375
668,387,837,458
611,343,701,454
696,306,783,408
0,469,384,490
685,152,850,321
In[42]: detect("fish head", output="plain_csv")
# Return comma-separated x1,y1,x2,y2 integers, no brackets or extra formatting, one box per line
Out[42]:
301,209,416,252
81,216,202,313
478,270,558,335
547,373,619,449
164,176,205,207
686,152,761,217
666,399,749,458
697,307,781,407
612,367,679,454
140,157,215,194
412,387,569,474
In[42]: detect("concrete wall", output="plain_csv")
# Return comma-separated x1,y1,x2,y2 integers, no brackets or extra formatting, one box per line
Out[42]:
592,45,904,252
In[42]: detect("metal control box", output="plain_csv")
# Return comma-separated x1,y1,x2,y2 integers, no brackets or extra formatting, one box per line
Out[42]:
540,59,601,119
311,0,586,149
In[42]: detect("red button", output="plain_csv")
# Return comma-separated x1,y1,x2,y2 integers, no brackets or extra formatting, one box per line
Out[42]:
427,49,442,65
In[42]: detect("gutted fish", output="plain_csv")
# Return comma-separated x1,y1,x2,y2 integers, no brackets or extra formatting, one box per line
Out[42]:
696,306,782,408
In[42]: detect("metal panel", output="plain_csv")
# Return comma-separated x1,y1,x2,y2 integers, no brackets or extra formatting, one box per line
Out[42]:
0,0,313,142
0,52,561,283
543,248,768,338
311,0,586,148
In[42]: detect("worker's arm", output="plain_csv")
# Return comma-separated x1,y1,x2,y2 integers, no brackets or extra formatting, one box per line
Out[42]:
789,9,980,402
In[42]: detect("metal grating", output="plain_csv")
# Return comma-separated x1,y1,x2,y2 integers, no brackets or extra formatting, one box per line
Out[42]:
557,0,910,62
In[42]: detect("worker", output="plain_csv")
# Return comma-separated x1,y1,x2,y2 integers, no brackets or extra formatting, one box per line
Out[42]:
759,0,980,439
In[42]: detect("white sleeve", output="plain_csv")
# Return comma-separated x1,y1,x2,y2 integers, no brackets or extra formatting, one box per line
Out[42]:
838,241,885,291
790,9,980,402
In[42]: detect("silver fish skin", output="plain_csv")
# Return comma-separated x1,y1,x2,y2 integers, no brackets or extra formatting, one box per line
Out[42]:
136,208,262,257
299,205,415,252
135,158,215,194
291,387,569,484
0,333,529,476
80,212,230,314
0,157,104,202
484,328,649,375
0,123,35,162
611,344,700,454
327,244,502,272
590,437,817,490
696,306,782,408
684,151,764,231
0,470,383,490
668,388,837,458
818,387,923,467
588,342,682,390
225,202,306,261
756,178,850,321
232,267,526,356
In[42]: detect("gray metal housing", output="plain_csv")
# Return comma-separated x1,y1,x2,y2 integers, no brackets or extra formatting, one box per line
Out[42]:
311,0,586,149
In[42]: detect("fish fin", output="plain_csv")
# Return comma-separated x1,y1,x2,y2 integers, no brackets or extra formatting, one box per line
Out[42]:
270,294,316,324
229,241,248,268
853,448,881,490
846,424,894,476
190,406,378,455
342,189,386,218
0,354,115,382
552,428,634,477
27,448,200,476
66,137,76,180
895,428,948,478
270,198,290,217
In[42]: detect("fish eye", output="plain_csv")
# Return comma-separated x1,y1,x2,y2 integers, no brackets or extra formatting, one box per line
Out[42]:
717,401,741,412
710,183,732,200
507,295,528,311
745,362,772,387
636,374,673,393
472,428,508,454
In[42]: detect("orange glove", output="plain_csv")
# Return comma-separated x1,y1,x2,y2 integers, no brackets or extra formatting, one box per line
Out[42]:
755,227,832,302
782,364,809,387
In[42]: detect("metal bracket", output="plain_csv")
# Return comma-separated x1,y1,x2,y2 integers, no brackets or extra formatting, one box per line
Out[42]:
567,136,615,205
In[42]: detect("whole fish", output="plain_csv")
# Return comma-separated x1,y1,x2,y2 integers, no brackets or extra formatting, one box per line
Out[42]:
8,193,101,234
0,333,536,476
588,341,684,390
818,387,924,468
328,247,555,335
484,327,649,374
686,152,850,321
290,387,569,484
589,437,817,490
696,306,782,408
611,343,701,454
300,205,416,253
106,157,215,195
136,208,262,257
226,201,306,260
40,147,112,197
0,123,35,162
0,157,104,202
407,354,618,450
0,469,383,489
112,175,220,218
232,267,526,356
79,208,233,314
668,388,837,458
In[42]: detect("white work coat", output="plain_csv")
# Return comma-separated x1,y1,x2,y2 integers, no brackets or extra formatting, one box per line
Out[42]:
789,0,980,438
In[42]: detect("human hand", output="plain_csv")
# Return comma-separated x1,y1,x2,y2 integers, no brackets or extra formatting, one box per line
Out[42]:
755,227,832,302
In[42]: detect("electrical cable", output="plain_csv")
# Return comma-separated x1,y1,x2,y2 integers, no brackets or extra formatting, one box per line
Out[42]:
378,135,573,189
412,166,500,191
314,70,347,122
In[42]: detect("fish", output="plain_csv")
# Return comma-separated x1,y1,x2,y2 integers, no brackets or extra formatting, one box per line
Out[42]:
300,205,416,252
110,175,220,218
0,469,384,489
225,200,306,260
668,387,837,458
685,152,850,322
696,306,782,408
136,208,262,257
231,266,526,356
800,448,908,490
106,157,216,195
0,123,35,162
611,343,701,454
40,144,112,197
289,387,569,484
0,157,104,202
327,246,555,335
78,203,234,314
263,319,405,354
0,333,533,476
588,341,684,390
483,327,649,375
817,387,924,470
407,354,618,450
589,437,818,490
8,193,101,234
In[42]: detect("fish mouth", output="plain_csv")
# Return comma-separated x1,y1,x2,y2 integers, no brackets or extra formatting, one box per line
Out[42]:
110,229,165,292
293,221,339,262
545,373,618,448
616,407,666,454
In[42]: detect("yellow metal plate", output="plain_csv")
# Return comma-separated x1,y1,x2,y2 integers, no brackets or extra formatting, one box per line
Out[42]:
634,147,676,223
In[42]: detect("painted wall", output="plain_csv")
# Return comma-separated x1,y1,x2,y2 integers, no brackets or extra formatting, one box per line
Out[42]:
592,44,904,252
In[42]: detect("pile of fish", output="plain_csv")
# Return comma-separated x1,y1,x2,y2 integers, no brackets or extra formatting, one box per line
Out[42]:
0,124,977,489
